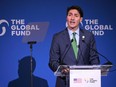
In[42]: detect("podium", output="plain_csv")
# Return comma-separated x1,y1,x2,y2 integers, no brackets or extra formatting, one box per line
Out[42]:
54,65,112,87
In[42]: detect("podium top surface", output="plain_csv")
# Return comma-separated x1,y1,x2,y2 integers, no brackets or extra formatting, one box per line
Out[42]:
54,65,113,76
69,65,112,69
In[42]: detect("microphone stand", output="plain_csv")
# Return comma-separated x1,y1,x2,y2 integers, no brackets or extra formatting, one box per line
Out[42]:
82,39,112,65
27,41,37,87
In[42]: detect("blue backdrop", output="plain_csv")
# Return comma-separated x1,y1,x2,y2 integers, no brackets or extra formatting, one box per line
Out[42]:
0,0,116,87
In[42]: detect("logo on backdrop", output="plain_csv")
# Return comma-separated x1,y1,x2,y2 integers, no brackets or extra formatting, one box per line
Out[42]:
66,19,114,36
84,19,113,36
0,19,9,36
0,19,40,36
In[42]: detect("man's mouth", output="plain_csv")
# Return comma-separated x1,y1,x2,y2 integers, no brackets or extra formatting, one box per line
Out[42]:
70,21,75,24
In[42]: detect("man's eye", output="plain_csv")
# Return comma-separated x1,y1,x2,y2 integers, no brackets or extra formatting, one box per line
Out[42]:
75,15,79,17
68,14,72,16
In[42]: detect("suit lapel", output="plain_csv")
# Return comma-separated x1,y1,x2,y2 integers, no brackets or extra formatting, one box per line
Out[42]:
62,29,76,61
78,29,85,61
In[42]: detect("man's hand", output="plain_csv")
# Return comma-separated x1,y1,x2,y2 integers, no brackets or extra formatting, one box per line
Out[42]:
61,67,70,74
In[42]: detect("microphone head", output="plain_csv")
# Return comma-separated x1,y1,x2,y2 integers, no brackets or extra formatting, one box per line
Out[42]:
78,45,80,48
27,41,37,44
71,39,73,43
103,61,112,65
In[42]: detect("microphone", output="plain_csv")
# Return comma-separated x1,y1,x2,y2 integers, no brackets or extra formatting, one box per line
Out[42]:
61,39,73,65
48,40,73,72
81,35,112,65
27,41,37,49
27,41,37,44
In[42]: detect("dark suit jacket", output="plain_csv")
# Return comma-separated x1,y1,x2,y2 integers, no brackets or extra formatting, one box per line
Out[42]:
49,28,100,87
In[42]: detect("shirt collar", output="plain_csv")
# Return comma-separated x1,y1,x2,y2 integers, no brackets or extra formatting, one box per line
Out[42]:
67,27,79,36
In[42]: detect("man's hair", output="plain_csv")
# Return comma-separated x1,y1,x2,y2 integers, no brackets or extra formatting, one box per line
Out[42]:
66,5,83,17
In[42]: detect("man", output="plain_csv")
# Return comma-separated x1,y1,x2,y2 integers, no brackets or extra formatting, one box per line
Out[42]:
49,5,100,87
8,56,49,87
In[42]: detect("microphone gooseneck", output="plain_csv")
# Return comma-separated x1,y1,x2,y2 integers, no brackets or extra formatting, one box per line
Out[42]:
82,35,112,65
61,39,73,65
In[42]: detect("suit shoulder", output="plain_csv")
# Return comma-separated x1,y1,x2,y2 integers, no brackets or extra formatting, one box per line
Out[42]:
53,29,67,40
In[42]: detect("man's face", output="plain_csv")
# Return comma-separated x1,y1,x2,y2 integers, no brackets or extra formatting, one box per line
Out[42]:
67,9,82,31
